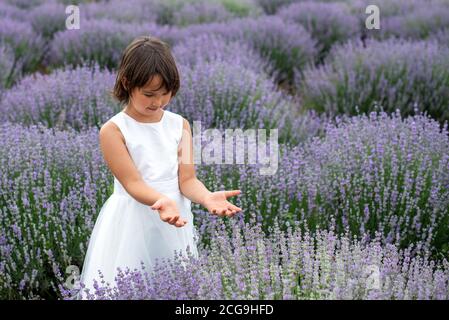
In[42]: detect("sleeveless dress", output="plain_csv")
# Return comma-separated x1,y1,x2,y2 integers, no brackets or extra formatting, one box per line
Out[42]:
76,109,200,299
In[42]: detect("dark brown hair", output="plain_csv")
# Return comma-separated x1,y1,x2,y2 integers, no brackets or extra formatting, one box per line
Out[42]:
112,35,180,107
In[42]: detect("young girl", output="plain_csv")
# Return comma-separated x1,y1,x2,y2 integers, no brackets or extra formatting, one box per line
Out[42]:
77,35,242,299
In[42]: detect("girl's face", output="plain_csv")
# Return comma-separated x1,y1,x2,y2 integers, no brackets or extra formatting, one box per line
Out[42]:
128,74,172,115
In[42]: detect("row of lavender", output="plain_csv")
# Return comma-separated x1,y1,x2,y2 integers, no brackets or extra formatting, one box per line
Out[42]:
0,0,448,299
1,110,448,299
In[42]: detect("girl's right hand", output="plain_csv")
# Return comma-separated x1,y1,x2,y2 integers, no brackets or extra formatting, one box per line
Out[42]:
151,196,187,228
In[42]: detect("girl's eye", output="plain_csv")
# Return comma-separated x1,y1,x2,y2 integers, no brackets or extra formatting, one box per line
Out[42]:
144,92,168,97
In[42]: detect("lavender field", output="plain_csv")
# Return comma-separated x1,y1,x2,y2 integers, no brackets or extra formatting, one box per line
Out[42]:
0,0,448,300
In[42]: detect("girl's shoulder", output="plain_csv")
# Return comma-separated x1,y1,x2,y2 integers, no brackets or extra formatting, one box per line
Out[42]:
100,111,127,135
98,114,126,146
163,109,183,120
104,111,124,125
163,109,185,127
162,110,185,144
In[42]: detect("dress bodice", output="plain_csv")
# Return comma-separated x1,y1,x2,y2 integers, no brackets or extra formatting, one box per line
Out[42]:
108,109,184,195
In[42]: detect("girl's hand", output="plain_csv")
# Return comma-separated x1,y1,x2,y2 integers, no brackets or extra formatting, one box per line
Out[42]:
202,190,242,217
151,196,187,228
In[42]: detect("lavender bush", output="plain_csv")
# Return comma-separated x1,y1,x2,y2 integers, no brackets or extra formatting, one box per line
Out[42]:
178,15,317,85
0,1,28,20
172,33,277,76
0,64,119,131
81,0,158,24
3,0,46,9
67,216,449,300
0,122,110,299
153,0,263,25
431,28,449,46
256,0,353,15
171,1,234,26
218,0,263,18
27,1,68,39
0,18,45,74
255,0,298,14
0,43,22,93
379,5,449,40
300,38,449,123
175,59,287,128
277,1,360,62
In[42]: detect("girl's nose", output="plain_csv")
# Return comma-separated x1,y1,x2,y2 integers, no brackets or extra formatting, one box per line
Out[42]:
153,96,163,107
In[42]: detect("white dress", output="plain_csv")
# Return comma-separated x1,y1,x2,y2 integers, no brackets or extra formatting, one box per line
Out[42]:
76,109,200,299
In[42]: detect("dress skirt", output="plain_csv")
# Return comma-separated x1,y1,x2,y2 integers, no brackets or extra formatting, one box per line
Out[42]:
76,176,199,299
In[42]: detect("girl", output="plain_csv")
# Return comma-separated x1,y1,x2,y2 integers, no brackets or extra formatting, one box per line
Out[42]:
77,35,242,299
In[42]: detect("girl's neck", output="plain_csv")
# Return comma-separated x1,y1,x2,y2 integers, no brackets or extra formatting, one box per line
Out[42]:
123,105,165,124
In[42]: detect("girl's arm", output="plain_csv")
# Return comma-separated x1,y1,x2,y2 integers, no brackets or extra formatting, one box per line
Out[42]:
178,118,242,217
177,117,212,206
100,121,167,207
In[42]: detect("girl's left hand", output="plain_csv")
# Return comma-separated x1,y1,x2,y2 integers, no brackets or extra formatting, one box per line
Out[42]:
202,190,242,217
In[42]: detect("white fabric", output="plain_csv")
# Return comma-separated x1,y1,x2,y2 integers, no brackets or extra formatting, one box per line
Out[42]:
76,110,199,299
